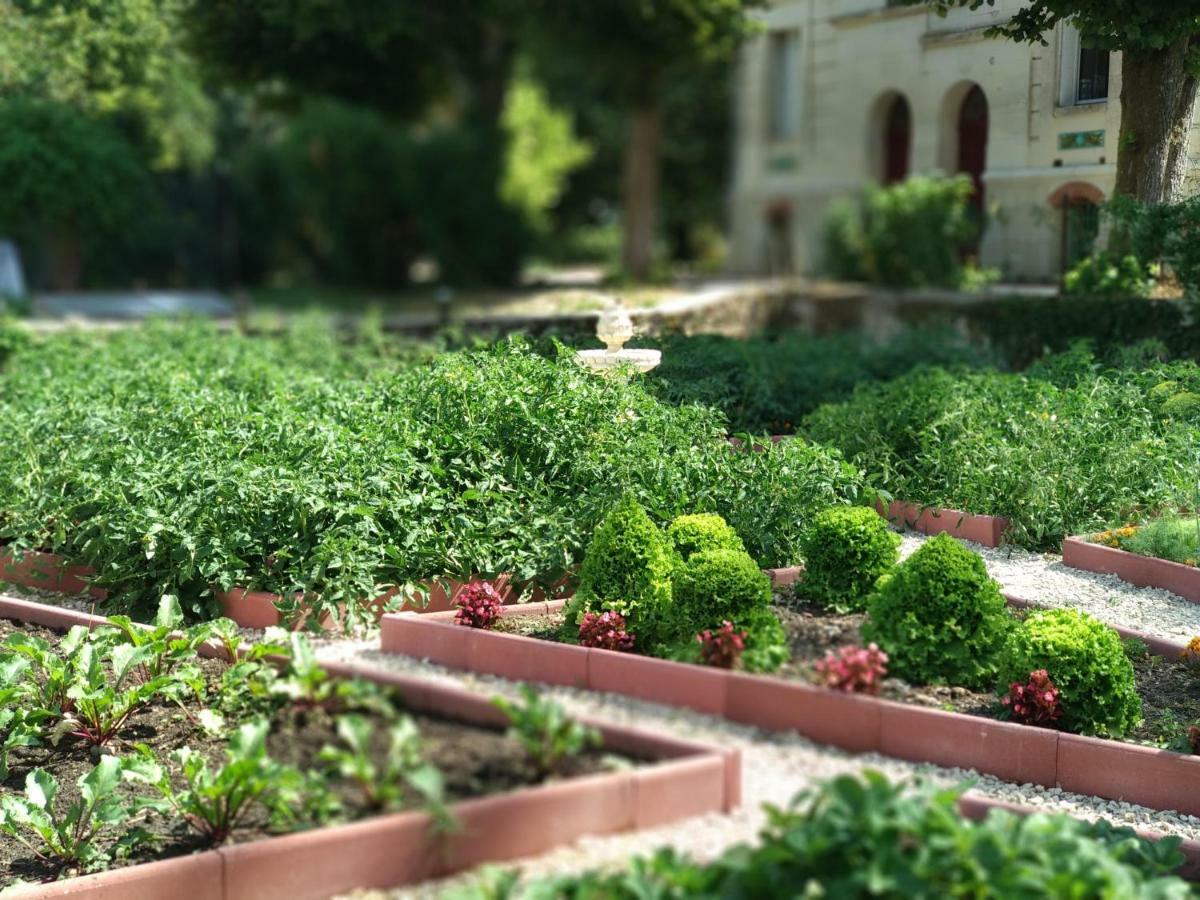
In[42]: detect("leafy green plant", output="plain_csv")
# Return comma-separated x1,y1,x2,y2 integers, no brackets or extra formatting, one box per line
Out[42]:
128,720,302,846
457,771,1191,899
667,547,786,672
1063,253,1157,298
1120,514,1200,566
821,175,978,289
863,534,1013,689
0,757,141,876
492,685,600,779
318,714,445,814
798,505,900,612
568,497,674,640
665,513,745,562
999,608,1142,738
0,659,44,781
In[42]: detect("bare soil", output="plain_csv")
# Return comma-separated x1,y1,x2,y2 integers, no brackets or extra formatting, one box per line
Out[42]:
0,617,626,887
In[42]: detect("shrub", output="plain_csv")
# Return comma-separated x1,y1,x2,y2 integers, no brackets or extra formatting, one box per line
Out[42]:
1063,253,1156,298
798,506,900,612
453,582,504,630
1002,669,1062,728
814,643,888,695
998,608,1142,738
696,621,746,669
668,548,786,671
570,497,674,639
820,175,977,289
666,513,745,562
577,611,634,652
863,534,1012,688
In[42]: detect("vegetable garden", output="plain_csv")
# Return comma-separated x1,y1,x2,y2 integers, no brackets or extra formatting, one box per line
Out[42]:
4,317,1200,896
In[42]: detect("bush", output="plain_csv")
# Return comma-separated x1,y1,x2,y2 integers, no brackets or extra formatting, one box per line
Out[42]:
863,534,1012,688
466,771,1192,898
799,506,900,612
696,621,746,669
1001,669,1062,728
570,498,674,638
814,643,888,695
1063,253,1157,298
452,582,503,630
668,548,785,671
577,611,634,652
820,175,978,289
666,513,745,562
804,347,1200,550
640,327,994,435
998,609,1142,738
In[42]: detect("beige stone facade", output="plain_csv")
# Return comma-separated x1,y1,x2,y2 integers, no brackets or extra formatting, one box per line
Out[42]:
728,1,1200,282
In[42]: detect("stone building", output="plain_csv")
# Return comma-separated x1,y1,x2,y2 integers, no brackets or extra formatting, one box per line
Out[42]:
728,0,1200,282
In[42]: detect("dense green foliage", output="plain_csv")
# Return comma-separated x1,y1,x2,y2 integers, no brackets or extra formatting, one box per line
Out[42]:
570,498,676,640
805,344,1200,549
999,609,1143,738
822,176,979,289
668,547,786,671
665,513,746,562
0,323,862,624
455,771,1191,899
1062,253,1158,298
641,327,994,434
799,506,900,613
863,535,1012,689
1119,514,1200,566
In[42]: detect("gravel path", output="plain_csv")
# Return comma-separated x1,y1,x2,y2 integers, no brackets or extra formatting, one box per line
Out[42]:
899,532,1200,645
326,647,1200,900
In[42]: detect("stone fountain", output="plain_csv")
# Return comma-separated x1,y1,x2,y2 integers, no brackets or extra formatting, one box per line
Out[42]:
575,300,661,378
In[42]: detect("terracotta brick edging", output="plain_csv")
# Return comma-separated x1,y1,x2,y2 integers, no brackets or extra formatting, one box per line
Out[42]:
380,608,1200,825
1063,536,1200,607
876,500,1010,548
4,651,737,900
956,793,1200,880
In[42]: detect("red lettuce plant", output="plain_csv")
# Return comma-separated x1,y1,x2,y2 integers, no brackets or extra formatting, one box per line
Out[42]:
1002,669,1062,728
578,611,635,652
453,581,503,629
814,643,888,695
697,621,746,669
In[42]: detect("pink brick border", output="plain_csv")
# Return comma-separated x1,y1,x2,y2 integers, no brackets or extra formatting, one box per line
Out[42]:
2,646,736,900
1063,536,1200,607
380,607,1200,822
877,500,1009,548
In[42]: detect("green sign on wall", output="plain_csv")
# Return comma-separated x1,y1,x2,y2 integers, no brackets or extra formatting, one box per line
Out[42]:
767,154,799,173
1058,130,1105,151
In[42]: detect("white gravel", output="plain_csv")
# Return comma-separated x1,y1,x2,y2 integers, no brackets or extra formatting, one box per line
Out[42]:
329,648,1200,900
899,532,1200,645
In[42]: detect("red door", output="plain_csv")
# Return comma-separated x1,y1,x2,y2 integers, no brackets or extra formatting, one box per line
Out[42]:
884,96,912,185
957,85,989,252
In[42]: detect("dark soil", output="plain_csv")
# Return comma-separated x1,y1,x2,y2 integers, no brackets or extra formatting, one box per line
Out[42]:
498,598,1200,750
0,618,626,888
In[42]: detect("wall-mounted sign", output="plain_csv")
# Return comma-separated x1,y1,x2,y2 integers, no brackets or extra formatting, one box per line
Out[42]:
1058,130,1105,151
767,153,799,173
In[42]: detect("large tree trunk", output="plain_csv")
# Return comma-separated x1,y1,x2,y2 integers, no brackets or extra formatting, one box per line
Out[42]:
620,100,664,281
1116,39,1199,203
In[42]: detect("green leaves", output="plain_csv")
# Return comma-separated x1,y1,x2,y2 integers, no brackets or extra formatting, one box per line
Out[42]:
493,685,601,779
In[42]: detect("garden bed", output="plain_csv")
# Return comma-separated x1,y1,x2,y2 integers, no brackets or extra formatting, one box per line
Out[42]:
1063,536,1200,606
878,501,1009,549
380,601,1200,820
0,615,737,899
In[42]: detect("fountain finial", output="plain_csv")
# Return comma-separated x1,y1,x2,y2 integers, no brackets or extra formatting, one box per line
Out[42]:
575,294,661,377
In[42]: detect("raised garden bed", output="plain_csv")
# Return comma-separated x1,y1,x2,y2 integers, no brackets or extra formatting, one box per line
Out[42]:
380,600,1200,823
1063,535,1200,606
877,501,1010,549
0,547,570,630
0,615,736,899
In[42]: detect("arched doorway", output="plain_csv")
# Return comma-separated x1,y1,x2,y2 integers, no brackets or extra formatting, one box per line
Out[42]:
883,95,912,185
1049,182,1105,273
957,85,989,220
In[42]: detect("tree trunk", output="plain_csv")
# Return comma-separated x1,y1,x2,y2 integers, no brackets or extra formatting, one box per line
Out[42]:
620,100,664,281
1115,39,1199,203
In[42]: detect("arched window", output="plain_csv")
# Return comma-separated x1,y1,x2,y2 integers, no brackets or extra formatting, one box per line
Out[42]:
957,85,989,218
